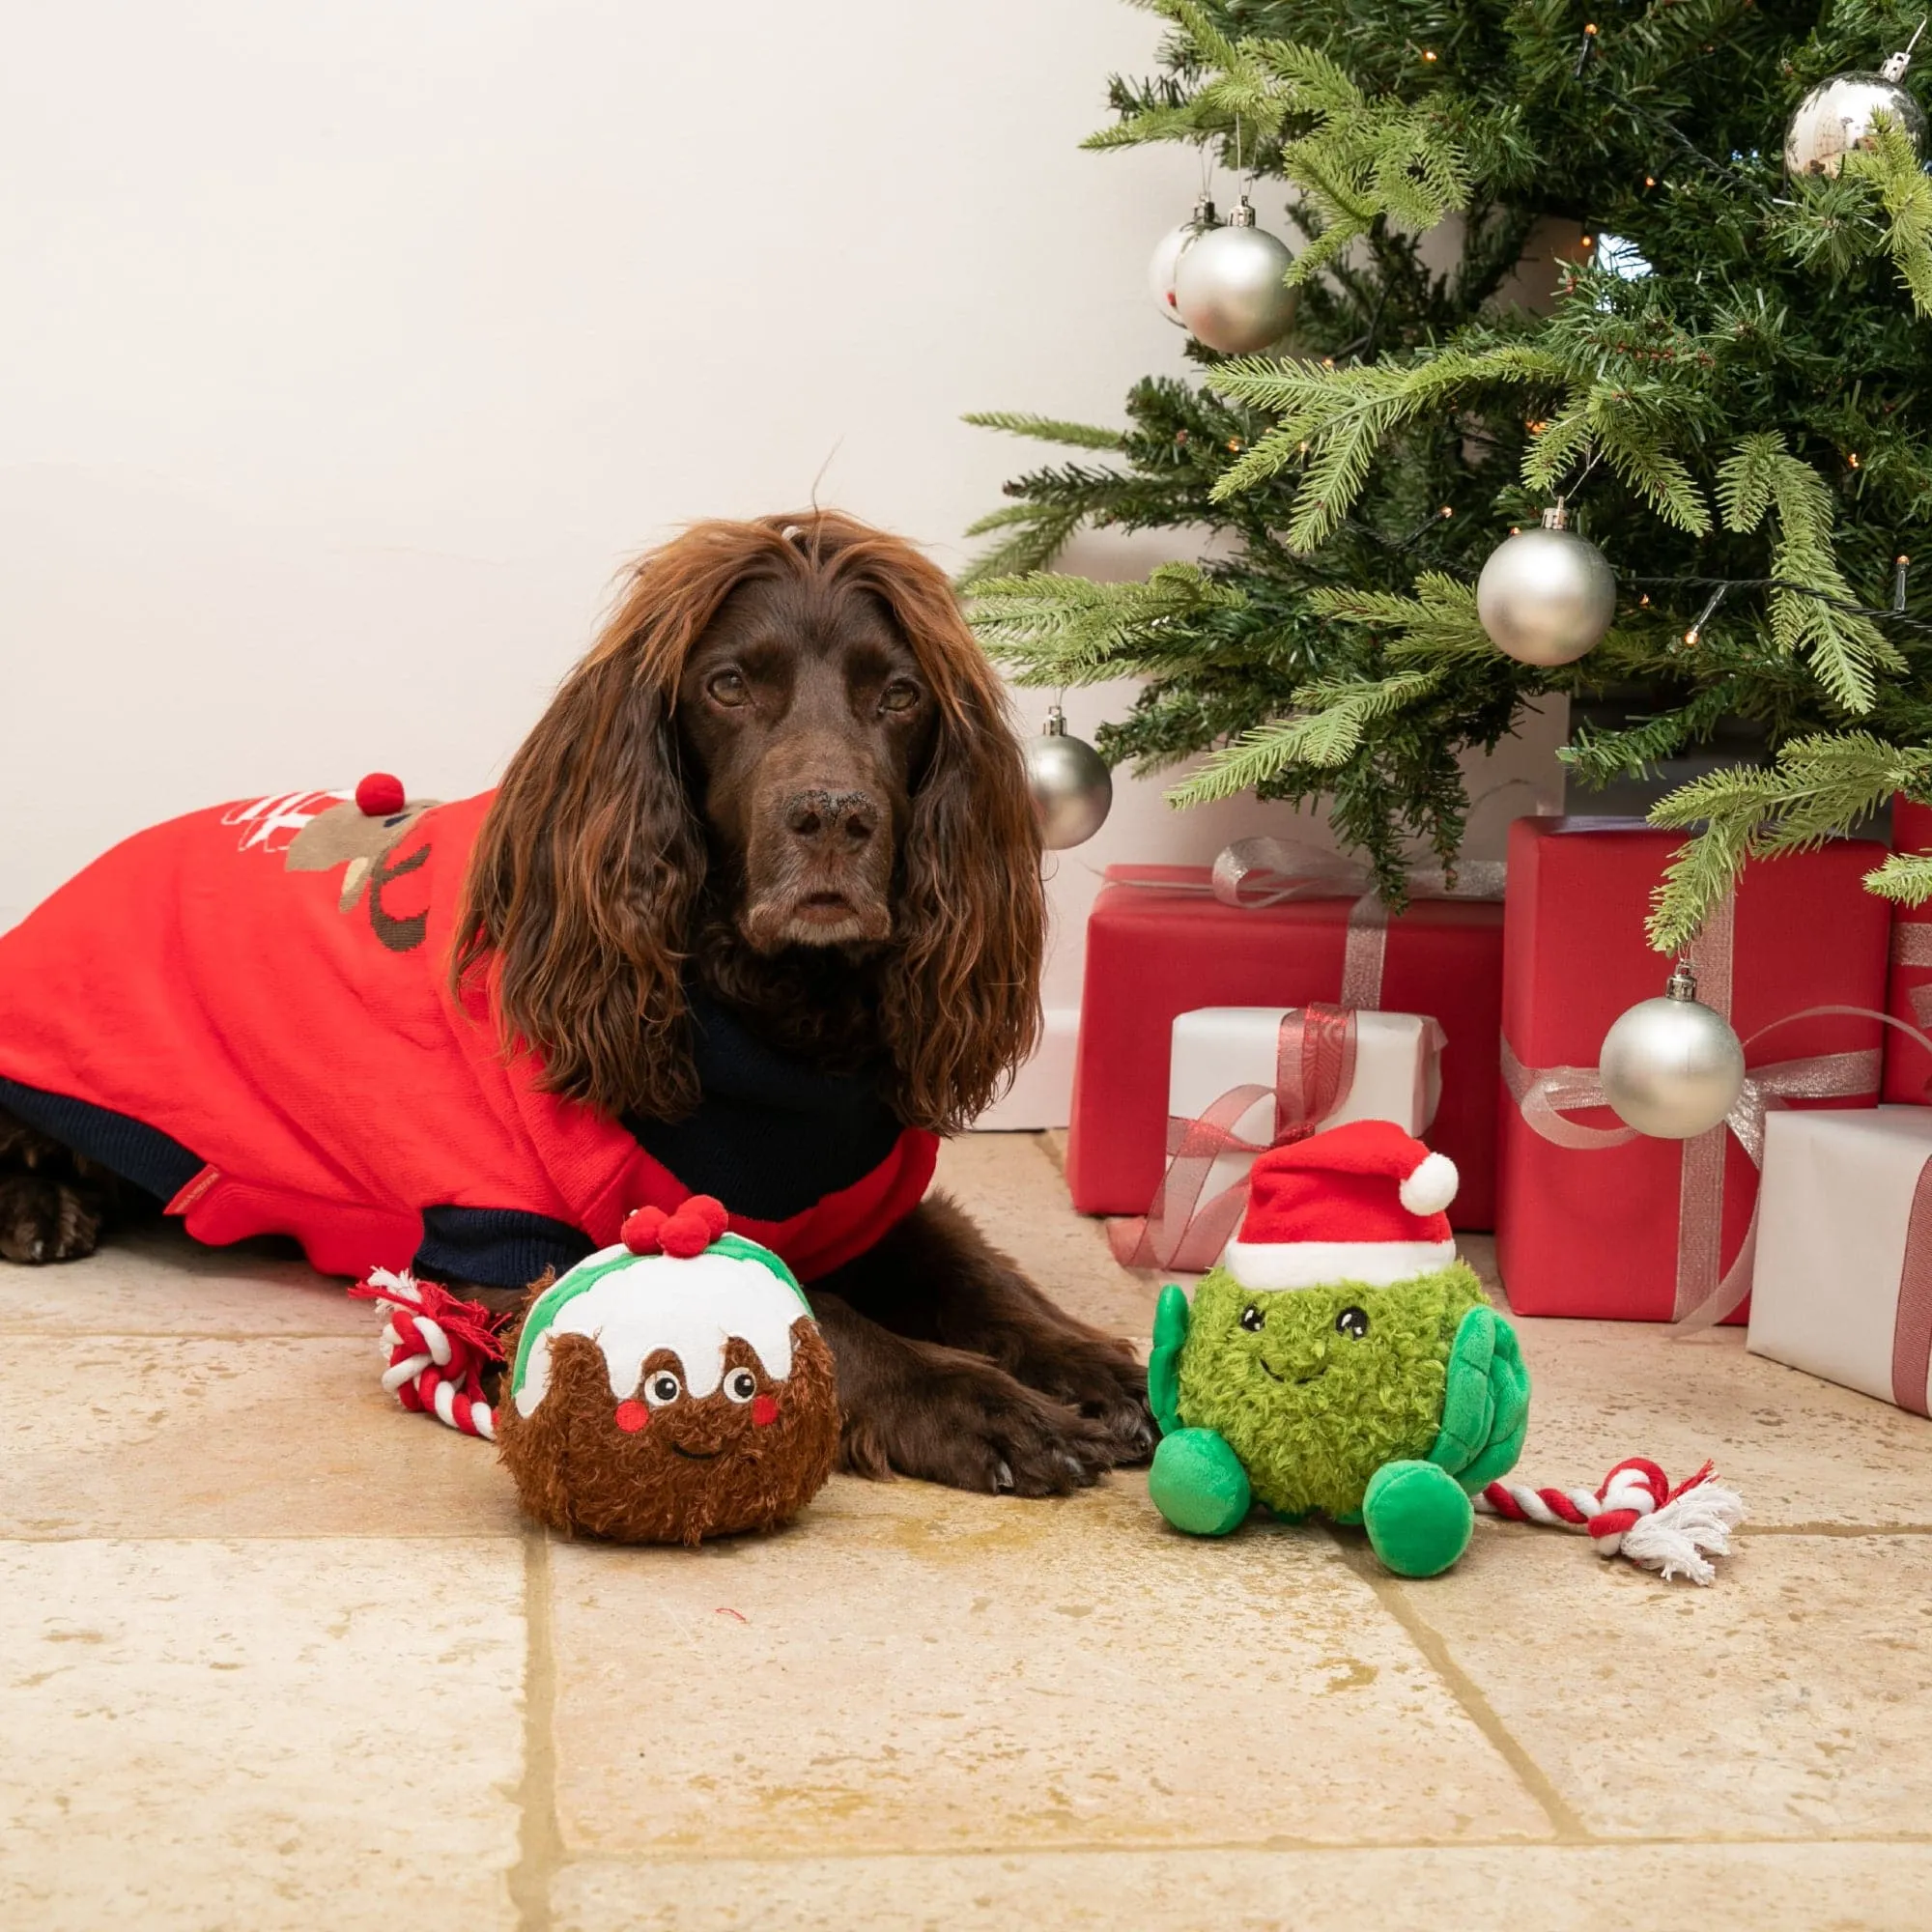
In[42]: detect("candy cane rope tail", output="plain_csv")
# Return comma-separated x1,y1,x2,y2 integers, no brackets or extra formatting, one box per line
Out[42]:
1475,1458,1746,1585
348,1268,505,1441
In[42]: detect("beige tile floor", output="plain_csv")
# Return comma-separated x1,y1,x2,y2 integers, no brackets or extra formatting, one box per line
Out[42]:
4,1131,1932,1930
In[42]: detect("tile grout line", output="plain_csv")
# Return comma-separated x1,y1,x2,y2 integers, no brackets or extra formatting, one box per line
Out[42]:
536,1830,1932,1869
508,1528,564,1932
1326,1529,1592,1845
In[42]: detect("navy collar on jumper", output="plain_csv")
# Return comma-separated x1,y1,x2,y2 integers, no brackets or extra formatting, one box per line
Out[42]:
625,990,903,1225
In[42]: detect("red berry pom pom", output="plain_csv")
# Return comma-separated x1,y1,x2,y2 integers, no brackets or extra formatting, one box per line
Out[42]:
620,1205,668,1255
355,772,407,817
659,1212,710,1259
686,1196,729,1241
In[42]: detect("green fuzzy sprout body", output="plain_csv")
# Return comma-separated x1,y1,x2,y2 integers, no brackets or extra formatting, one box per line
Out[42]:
1148,1260,1530,1577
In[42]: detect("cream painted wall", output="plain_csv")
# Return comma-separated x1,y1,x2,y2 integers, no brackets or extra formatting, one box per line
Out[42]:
0,0,1564,1122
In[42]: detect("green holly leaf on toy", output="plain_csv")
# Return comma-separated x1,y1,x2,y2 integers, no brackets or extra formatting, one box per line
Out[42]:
496,1197,840,1545
1146,1121,1530,1579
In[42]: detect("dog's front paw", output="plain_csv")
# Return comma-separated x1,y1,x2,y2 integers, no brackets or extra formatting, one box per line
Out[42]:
0,1175,106,1265
1007,1331,1156,1467
842,1355,1119,1498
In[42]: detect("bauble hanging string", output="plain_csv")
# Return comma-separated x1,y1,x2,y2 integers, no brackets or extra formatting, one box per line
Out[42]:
1172,118,1299,355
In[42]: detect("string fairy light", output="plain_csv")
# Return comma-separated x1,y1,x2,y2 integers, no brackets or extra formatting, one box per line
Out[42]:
1681,583,1728,647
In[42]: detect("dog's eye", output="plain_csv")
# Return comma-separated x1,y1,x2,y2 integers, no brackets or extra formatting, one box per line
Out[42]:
1334,1306,1370,1341
706,668,750,706
879,678,921,715
723,1367,758,1404
643,1370,684,1407
1239,1304,1264,1332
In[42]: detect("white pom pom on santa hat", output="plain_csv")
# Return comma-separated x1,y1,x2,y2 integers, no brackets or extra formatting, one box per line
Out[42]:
1399,1150,1459,1217
1222,1118,1460,1293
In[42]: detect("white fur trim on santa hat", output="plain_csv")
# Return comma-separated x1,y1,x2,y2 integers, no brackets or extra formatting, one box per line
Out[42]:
1398,1150,1459,1217
1221,1236,1459,1293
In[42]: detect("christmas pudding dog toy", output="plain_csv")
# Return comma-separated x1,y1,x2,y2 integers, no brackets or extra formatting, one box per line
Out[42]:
495,1196,840,1545
1148,1121,1745,1582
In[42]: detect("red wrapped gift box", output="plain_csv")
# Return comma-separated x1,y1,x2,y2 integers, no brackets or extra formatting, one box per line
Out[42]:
1067,865,1503,1231
1497,819,1890,1323
1884,796,1932,1103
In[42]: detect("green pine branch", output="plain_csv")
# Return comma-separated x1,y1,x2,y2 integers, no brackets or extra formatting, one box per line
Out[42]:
1562,683,1744,786
1716,433,1900,713
959,412,1128,451
1646,732,1932,949
1304,572,1494,657
1166,668,1446,802
967,563,1248,681
954,502,1088,588
1847,113,1932,317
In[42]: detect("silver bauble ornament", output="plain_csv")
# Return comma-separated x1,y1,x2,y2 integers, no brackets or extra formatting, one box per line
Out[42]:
1784,43,1927,178
1599,963,1747,1140
1475,505,1618,668
1148,194,1220,328
1172,197,1298,355
1024,704,1113,850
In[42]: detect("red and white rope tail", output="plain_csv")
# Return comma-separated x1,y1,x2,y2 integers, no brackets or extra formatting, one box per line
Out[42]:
348,1268,504,1442
1475,1458,1746,1585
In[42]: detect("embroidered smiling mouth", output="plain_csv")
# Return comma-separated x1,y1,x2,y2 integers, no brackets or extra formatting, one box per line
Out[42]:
669,1445,723,1462
1259,1359,1327,1387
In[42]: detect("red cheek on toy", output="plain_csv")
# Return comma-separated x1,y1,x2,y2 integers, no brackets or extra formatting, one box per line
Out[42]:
613,1400,650,1434
752,1395,781,1429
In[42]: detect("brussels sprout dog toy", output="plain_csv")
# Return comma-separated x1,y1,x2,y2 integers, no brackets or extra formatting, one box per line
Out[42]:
1148,1122,1745,1583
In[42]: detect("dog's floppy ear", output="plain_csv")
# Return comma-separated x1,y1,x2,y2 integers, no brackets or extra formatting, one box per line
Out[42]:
455,643,705,1120
831,528,1046,1132
456,526,788,1120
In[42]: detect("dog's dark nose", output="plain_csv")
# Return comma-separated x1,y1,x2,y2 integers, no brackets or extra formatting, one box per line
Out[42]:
782,788,878,851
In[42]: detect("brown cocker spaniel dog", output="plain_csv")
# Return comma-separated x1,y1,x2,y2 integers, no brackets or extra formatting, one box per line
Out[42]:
0,511,1152,1495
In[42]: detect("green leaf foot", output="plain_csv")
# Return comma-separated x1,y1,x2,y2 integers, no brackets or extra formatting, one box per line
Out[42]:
1149,1428,1251,1537
1363,1459,1473,1577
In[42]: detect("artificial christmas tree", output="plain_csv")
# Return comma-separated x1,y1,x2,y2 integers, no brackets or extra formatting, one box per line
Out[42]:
966,0,1932,951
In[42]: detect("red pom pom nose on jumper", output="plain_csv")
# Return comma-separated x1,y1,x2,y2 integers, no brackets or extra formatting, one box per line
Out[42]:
355,773,408,817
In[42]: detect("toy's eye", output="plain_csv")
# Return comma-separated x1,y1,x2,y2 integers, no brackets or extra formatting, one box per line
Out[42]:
1239,1304,1264,1332
1334,1305,1370,1340
644,1370,684,1407
723,1367,758,1404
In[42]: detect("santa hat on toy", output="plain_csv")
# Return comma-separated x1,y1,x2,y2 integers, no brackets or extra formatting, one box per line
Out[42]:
1222,1119,1459,1291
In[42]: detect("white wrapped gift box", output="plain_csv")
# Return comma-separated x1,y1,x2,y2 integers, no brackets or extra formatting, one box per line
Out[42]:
1168,1007,1440,1211
1748,1106,1932,1416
